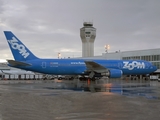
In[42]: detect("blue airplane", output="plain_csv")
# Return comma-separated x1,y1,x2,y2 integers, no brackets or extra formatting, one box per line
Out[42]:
3,31,157,79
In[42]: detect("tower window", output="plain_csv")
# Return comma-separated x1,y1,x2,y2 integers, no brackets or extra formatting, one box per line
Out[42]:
85,32,91,34
86,35,90,37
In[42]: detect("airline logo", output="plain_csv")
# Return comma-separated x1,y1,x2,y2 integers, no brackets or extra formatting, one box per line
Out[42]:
123,61,145,70
8,37,30,58
71,62,85,64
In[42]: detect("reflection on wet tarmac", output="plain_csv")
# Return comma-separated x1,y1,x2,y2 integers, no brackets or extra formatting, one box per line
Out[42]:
38,79,160,99
0,79,160,120
0,79,159,99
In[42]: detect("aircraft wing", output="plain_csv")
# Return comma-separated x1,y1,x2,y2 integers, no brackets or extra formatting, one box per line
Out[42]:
7,60,31,66
84,61,108,73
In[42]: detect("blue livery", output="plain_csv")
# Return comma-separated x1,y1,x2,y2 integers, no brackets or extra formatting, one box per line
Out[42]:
3,31,157,78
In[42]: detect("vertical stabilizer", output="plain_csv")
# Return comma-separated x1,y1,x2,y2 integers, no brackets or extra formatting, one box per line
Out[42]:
4,31,38,61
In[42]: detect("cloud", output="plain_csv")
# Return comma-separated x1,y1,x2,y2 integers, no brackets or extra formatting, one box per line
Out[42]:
0,0,160,59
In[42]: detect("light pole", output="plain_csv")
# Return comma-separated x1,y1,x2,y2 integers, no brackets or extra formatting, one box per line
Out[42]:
58,53,61,59
105,44,110,53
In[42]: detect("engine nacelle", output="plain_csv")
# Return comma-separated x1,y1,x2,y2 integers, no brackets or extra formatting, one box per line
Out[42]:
101,69,123,78
109,69,123,78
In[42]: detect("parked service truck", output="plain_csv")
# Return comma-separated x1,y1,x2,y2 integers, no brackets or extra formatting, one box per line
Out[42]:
26,74,29,80
4,74,9,80
21,75,25,80
30,74,34,80
35,75,39,80
15,74,18,80
150,75,158,81
38,74,43,80
10,74,15,80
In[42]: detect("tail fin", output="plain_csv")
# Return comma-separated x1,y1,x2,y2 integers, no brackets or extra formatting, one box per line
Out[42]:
4,31,38,61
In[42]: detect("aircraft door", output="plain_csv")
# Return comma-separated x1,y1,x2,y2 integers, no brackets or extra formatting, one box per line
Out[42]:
118,62,122,69
42,62,46,68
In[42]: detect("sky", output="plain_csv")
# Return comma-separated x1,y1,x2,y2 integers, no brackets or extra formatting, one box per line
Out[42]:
0,0,160,61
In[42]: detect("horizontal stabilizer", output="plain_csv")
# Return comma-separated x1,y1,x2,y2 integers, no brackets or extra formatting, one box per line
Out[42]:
7,60,31,66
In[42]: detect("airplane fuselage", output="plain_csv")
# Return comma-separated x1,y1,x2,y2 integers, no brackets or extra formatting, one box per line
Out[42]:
13,59,156,75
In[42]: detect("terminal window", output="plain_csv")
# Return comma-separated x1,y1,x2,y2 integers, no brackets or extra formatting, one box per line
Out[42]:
152,62,160,69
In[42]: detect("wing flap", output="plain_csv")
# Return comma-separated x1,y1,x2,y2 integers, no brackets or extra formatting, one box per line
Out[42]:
7,60,31,66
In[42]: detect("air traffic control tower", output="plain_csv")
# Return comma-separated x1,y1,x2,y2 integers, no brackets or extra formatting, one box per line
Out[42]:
80,22,96,57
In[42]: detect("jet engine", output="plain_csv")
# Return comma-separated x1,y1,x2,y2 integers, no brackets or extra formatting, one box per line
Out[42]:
101,69,123,78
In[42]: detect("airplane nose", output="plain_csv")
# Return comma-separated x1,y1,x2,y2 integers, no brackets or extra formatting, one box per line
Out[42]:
152,65,157,71
149,64,157,72
154,66,157,71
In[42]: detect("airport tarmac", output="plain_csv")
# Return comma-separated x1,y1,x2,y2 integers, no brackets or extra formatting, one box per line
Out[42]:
0,79,160,120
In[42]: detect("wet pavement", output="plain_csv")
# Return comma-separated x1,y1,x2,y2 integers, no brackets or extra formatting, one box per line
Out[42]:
0,79,160,120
